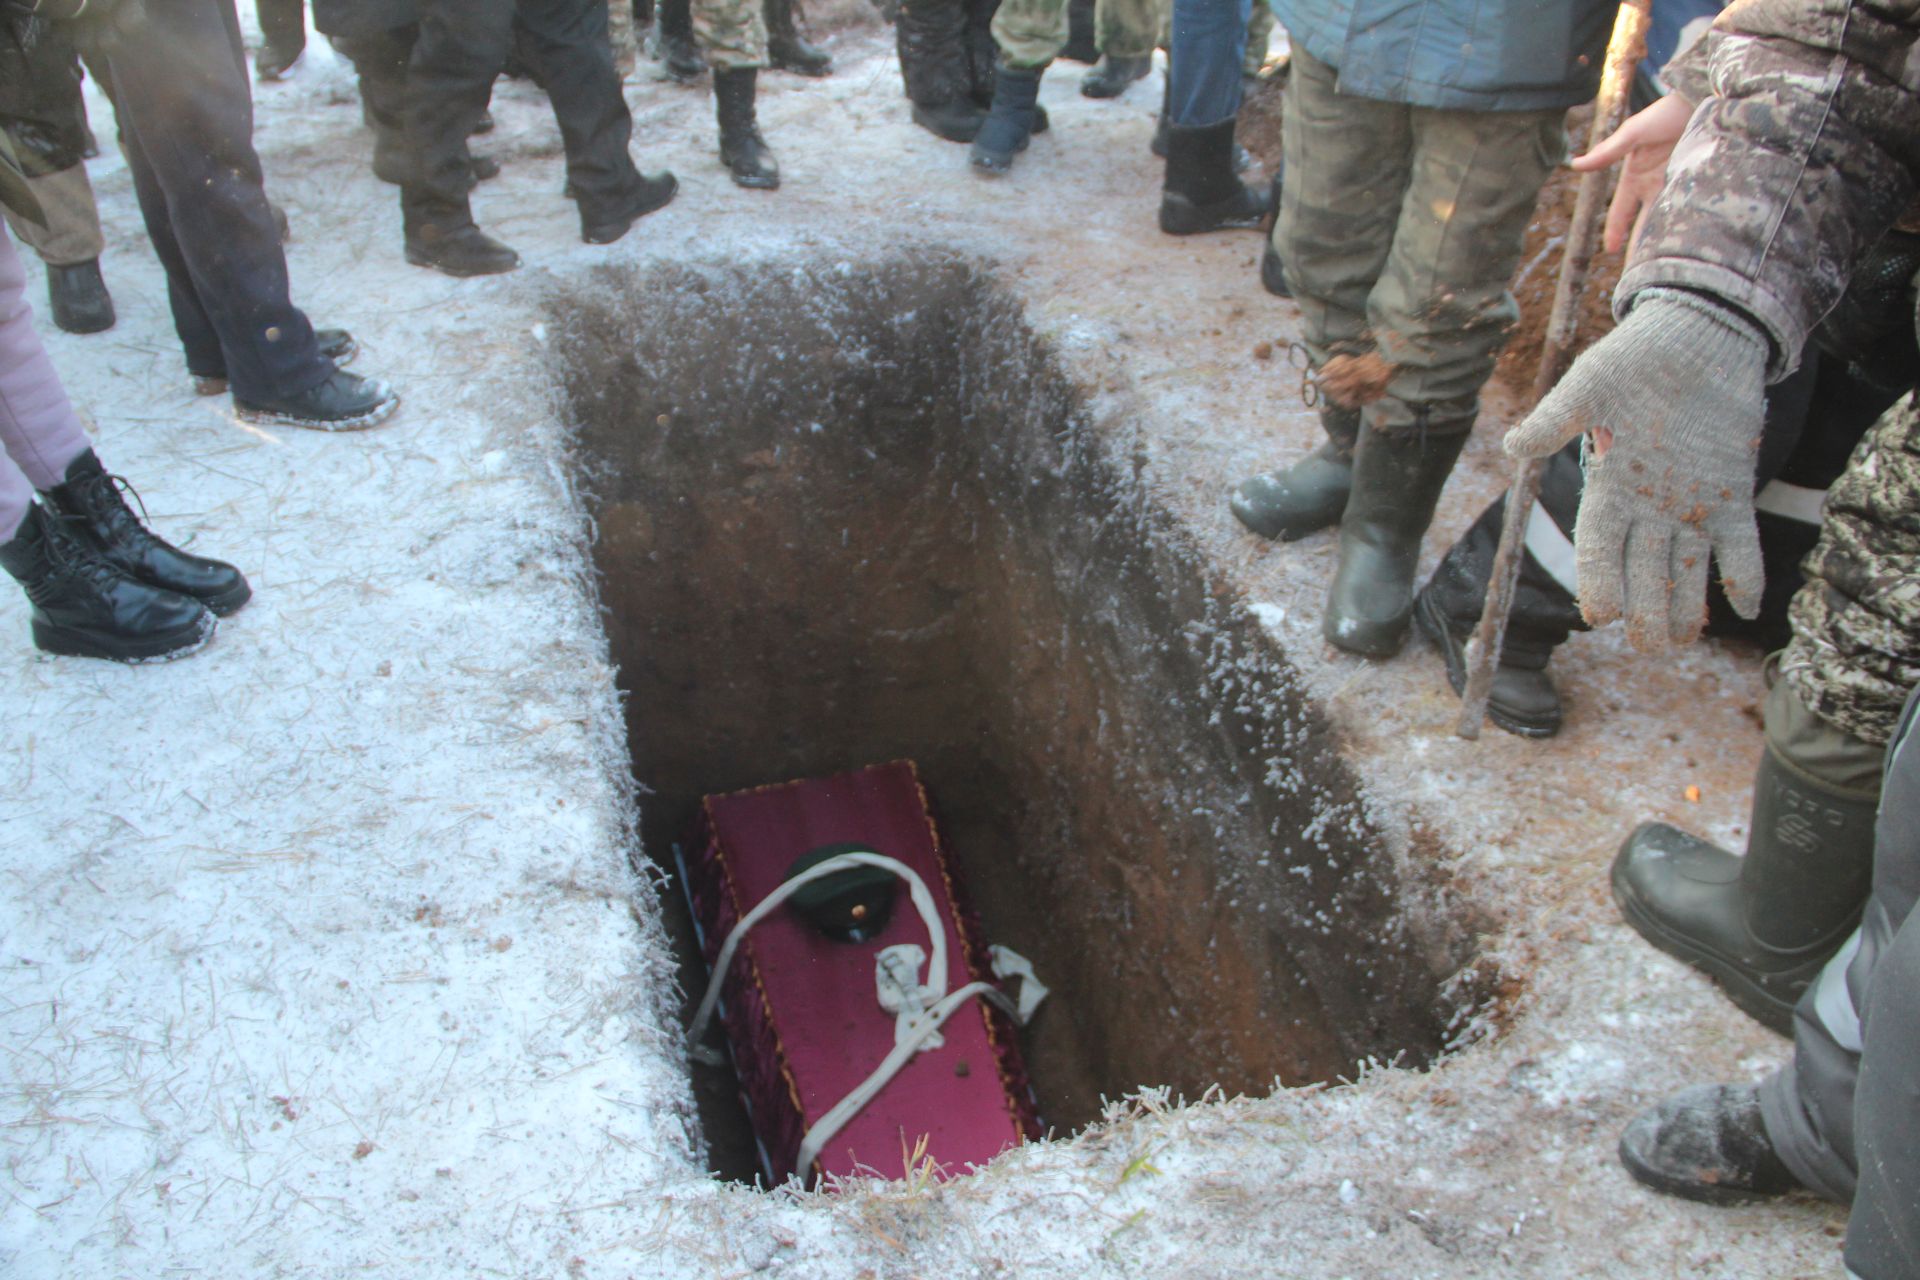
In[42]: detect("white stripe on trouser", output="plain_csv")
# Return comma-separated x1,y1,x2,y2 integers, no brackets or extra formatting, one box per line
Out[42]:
1524,501,1580,596
1810,929,1866,1054
1753,479,1828,525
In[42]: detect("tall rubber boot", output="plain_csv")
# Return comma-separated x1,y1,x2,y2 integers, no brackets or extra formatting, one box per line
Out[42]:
1323,420,1469,657
765,0,832,75
1612,726,1879,1035
1229,404,1359,541
1081,53,1149,98
1159,118,1270,235
970,64,1045,175
716,68,780,189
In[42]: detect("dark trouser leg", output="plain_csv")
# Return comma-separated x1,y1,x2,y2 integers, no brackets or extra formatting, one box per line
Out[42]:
101,0,326,398
513,0,641,208
404,0,514,234
1847,903,1920,1280
256,0,307,57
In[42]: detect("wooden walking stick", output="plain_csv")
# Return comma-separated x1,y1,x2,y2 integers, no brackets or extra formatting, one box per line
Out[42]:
1454,0,1654,740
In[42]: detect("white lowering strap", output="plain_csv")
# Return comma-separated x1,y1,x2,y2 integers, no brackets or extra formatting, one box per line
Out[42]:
685,852,1046,1183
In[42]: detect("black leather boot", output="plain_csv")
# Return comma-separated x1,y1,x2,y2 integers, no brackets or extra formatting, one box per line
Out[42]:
1159,118,1270,235
971,64,1045,175
1618,1085,1805,1207
578,171,680,242
404,217,523,277
44,451,251,617
653,0,706,81
1081,53,1149,98
0,503,214,663
715,68,780,189
1612,743,1879,1034
1151,83,1249,171
1229,404,1359,541
765,0,833,76
1323,420,1470,657
47,260,115,335
233,369,400,432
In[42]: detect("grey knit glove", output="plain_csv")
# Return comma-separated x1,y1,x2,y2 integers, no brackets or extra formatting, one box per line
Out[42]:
1504,289,1768,652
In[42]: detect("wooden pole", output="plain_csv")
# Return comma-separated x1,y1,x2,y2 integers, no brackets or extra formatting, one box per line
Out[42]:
1454,0,1653,740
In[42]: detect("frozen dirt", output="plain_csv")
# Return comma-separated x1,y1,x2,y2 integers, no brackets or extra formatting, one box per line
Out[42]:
0,16,1848,1279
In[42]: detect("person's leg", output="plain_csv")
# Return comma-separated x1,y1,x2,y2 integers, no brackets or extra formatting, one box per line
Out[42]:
333,25,421,184
691,0,780,188
1230,50,1408,542
2,163,115,335
973,0,1068,172
763,0,831,75
254,0,308,78
1157,0,1263,234
1322,101,1563,656
102,0,329,401
0,227,91,500
1241,0,1271,79
1846,906,1920,1280
403,0,515,252
899,0,982,140
1079,0,1158,98
1164,0,1244,128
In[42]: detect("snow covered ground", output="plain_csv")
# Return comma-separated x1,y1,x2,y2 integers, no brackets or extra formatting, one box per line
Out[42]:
0,18,1846,1278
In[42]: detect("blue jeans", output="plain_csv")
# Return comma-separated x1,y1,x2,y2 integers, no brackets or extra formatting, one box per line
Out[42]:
1166,0,1249,127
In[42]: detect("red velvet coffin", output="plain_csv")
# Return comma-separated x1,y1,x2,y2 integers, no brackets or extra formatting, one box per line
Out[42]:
683,760,1041,1186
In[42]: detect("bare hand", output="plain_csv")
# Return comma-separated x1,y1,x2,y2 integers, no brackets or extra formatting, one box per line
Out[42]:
1572,93,1696,256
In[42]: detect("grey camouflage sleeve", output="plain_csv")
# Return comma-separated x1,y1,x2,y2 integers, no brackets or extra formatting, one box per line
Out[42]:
1615,0,1920,381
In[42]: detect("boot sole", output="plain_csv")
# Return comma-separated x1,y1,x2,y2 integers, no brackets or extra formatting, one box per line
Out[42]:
234,389,400,433
1610,870,1800,1037
1413,590,1561,738
32,610,215,664
202,578,253,617
768,57,832,77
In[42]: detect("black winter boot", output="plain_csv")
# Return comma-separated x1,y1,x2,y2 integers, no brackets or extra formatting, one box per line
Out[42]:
1159,118,1270,235
765,0,833,76
234,369,400,432
44,451,251,616
405,221,522,277
47,260,115,335
715,68,780,189
578,171,680,242
1151,84,1249,171
1229,404,1359,541
1323,421,1470,657
0,503,214,663
913,99,988,142
1081,54,1149,98
1611,745,1879,1034
1618,1085,1805,1206
653,0,706,82
1412,588,1563,738
970,64,1045,175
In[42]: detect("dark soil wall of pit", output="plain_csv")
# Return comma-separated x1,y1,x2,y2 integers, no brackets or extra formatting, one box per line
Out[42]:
552,253,1471,1142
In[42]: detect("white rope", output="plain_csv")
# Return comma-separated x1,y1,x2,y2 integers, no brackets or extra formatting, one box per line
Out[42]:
686,852,948,1066
793,980,1020,1180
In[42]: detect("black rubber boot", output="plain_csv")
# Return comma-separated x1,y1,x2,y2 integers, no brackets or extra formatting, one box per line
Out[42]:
233,369,400,432
1323,421,1470,657
654,0,706,82
405,221,522,277
1618,1085,1805,1207
970,64,1045,176
1611,746,1879,1035
1229,404,1359,541
1081,54,1149,99
765,0,833,76
578,171,680,242
912,100,988,142
47,260,115,335
1151,85,1250,171
715,68,780,189
1159,119,1270,235
44,451,251,617
1412,587,1563,738
0,503,215,663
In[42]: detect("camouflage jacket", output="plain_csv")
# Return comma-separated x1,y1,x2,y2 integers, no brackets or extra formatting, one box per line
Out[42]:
1617,0,1920,381
1783,393,1920,746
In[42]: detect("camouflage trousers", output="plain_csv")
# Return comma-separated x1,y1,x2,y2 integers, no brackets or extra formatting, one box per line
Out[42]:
1072,0,1269,69
1276,49,1565,434
0,163,102,268
1784,392,1920,748
695,0,768,70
